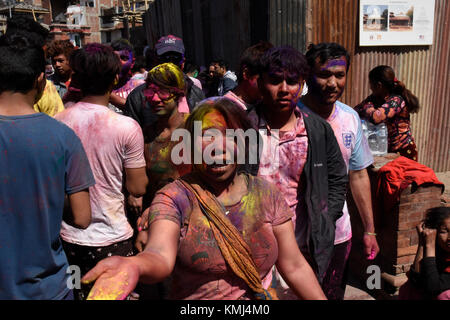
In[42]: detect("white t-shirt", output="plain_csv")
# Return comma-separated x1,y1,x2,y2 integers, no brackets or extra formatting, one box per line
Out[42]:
298,100,373,244
55,102,146,246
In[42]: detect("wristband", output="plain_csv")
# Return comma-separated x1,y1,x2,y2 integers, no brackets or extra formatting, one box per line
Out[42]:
364,232,377,236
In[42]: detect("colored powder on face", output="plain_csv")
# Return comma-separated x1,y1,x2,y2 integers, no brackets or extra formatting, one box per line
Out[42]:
292,82,304,102
322,58,347,71
201,110,227,130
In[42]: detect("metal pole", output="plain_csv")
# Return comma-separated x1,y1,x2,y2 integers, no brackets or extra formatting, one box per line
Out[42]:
8,0,13,18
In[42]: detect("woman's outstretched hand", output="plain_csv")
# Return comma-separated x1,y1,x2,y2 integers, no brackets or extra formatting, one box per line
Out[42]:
81,256,140,300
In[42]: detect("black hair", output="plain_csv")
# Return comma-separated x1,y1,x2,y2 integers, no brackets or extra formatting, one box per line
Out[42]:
369,65,420,114
259,46,309,80
305,42,351,71
69,43,121,96
144,47,159,70
0,34,45,94
210,59,229,70
46,39,75,60
184,61,199,75
424,207,450,229
131,56,147,73
6,16,49,47
238,41,274,81
110,38,134,54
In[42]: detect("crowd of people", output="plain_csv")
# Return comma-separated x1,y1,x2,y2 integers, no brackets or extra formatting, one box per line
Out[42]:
0,16,448,301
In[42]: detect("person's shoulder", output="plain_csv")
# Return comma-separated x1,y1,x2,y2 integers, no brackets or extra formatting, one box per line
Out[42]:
297,99,309,112
42,112,69,129
336,101,361,120
301,108,337,140
245,103,261,127
250,175,277,191
112,111,142,132
301,107,328,125
44,78,56,89
223,76,237,86
128,83,146,98
155,179,193,205
47,73,61,84
46,113,83,142
336,100,356,113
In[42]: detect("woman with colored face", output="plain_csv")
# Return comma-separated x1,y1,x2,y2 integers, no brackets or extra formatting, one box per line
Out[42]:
81,98,326,300
355,65,420,161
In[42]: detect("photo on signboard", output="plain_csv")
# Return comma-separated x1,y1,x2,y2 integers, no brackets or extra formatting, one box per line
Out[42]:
362,5,388,31
389,5,414,31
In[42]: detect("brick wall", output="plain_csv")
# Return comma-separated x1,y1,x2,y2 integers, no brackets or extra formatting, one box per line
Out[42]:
348,154,445,295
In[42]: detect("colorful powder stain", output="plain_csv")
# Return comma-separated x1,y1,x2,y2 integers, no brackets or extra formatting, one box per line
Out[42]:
87,271,129,300
322,58,347,71
201,110,227,131
239,180,270,234
148,63,185,90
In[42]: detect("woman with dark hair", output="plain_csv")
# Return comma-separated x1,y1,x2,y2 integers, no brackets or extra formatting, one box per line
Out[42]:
399,207,450,300
81,98,326,300
355,65,420,161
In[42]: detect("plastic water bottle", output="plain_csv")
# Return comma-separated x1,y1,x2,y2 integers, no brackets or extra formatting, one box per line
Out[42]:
361,119,368,135
361,120,387,156
377,123,388,155
363,120,378,154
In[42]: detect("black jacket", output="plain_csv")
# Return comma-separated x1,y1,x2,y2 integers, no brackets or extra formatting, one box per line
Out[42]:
301,110,348,281
248,106,348,281
123,75,205,142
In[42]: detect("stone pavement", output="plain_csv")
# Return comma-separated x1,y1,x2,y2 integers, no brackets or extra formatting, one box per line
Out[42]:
344,273,376,300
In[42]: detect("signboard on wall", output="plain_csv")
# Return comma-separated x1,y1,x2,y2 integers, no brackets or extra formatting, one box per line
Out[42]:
359,0,435,46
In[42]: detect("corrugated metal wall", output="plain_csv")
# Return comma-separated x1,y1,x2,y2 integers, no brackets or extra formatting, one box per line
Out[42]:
144,0,252,71
306,0,450,172
143,0,184,47
269,0,307,51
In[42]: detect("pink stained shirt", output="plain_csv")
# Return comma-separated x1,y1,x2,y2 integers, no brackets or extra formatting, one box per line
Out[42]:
223,91,248,110
55,102,146,246
112,77,146,100
249,108,309,250
148,174,294,300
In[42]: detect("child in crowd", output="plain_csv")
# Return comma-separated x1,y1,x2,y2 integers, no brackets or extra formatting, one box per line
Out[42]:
355,65,420,161
399,206,450,300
